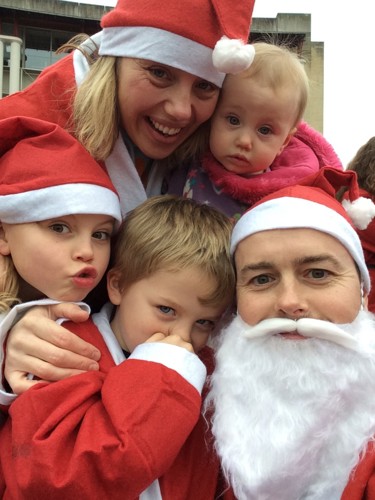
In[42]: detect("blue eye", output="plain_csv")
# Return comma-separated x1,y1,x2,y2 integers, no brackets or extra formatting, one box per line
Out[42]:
252,274,272,285
158,305,174,315
196,319,216,331
227,115,240,126
258,126,272,135
309,269,328,279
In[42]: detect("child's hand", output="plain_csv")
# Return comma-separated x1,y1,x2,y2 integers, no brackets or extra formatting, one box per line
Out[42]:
145,332,194,353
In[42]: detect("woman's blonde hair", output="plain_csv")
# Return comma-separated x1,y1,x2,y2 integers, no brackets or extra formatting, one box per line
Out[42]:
58,35,211,163
111,195,235,308
224,41,309,127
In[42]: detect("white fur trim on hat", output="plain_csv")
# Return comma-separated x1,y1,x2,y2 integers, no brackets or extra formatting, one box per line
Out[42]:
231,197,370,293
342,197,375,230
212,36,255,74
0,184,122,226
99,27,226,87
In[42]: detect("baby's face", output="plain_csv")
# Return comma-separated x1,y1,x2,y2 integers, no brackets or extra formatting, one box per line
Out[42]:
210,76,297,177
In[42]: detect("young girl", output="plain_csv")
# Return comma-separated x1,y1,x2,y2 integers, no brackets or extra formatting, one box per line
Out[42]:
0,195,235,499
0,115,121,313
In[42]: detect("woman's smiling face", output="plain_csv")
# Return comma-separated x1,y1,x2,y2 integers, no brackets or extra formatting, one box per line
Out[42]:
117,58,220,159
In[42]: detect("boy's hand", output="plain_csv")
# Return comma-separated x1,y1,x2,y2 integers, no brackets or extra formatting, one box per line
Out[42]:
145,332,194,353
5,303,101,395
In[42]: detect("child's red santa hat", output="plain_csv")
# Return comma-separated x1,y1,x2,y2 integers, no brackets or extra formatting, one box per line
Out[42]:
99,0,256,87
0,116,122,226
231,167,375,293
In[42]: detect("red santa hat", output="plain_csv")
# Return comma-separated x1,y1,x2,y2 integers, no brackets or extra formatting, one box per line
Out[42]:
231,167,375,293
99,0,256,87
0,116,122,226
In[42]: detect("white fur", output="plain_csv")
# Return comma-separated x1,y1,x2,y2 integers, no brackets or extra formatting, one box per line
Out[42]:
207,311,375,500
212,36,255,74
342,197,375,230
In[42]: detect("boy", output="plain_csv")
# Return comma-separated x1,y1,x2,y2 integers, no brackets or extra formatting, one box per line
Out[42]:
0,194,235,499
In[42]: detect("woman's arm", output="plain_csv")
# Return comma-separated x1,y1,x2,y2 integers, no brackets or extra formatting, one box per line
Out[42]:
3,303,100,397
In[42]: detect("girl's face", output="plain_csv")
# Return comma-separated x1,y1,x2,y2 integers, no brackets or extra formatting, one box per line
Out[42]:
117,58,220,160
0,214,114,302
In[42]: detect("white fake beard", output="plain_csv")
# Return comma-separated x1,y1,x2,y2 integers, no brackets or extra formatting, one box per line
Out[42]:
207,311,375,500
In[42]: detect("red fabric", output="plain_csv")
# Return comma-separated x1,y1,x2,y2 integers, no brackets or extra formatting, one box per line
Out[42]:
0,54,75,127
342,443,375,499
101,0,255,49
0,116,115,196
343,188,375,312
0,320,223,499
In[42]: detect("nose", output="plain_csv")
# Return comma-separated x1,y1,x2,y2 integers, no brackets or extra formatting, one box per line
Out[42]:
168,322,192,344
73,236,94,262
236,131,252,151
275,280,308,319
164,85,193,122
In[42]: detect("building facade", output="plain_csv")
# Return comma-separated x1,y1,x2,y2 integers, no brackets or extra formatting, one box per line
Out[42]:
0,0,323,130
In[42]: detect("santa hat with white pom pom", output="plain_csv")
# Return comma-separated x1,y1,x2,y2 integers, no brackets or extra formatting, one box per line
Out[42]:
231,167,375,293
99,0,256,88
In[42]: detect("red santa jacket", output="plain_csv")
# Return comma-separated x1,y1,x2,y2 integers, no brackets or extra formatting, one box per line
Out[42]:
0,318,223,499
343,187,375,313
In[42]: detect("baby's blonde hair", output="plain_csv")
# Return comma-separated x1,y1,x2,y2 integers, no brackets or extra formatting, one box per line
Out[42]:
111,195,235,308
224,42,309,127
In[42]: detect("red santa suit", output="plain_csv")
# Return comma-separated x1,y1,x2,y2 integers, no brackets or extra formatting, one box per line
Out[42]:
345,188,375,313
0,303,223,499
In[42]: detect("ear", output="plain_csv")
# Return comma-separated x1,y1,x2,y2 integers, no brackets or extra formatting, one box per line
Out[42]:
0,223,11,256
276,127,297,157
107,269,123,306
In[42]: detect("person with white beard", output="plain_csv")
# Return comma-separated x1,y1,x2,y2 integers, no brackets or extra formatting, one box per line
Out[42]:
208,166,375,500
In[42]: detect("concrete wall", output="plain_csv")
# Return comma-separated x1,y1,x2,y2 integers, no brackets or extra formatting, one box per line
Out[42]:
0,0,111,20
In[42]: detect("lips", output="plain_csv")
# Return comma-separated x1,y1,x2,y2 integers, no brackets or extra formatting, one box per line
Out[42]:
72,268,98,289
149,118,181,136
228,155,250,165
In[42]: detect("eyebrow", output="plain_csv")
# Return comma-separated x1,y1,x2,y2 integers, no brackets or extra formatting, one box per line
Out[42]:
238,254,343,277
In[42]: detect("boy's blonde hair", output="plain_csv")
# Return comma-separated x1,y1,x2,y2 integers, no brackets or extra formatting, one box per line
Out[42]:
111,195,235,308
225,42,309,127
58,35,211,164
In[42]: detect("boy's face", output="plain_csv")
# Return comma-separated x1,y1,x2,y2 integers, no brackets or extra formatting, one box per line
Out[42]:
107,266,225,354
0,214,114,302
209,75,298,176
